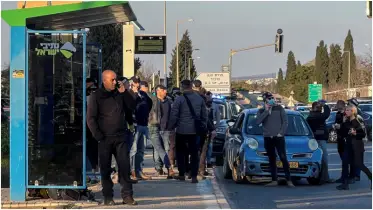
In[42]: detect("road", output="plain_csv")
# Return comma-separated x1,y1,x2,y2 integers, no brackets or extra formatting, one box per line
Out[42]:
240,91,261,107
214,143,372,209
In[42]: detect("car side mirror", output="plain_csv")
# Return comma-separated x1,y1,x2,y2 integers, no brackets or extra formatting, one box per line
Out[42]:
229,127,241,135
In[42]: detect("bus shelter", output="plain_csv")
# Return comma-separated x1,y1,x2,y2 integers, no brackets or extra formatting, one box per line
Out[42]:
1,1,139,201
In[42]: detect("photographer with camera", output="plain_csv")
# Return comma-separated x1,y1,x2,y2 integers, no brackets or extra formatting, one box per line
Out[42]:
87,70,137,206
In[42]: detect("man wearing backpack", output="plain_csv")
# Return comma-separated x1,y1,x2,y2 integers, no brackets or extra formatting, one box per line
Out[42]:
168,80,207,183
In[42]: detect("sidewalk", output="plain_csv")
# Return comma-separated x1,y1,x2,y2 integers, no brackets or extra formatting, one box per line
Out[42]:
1,150,230,209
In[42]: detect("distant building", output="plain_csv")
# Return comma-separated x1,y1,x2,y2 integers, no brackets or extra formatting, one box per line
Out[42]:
245,77,277,86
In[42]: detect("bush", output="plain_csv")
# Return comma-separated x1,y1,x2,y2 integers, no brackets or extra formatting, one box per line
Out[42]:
1,122,9,157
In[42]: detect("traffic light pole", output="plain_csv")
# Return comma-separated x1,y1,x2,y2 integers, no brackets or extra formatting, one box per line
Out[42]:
228,43,276,74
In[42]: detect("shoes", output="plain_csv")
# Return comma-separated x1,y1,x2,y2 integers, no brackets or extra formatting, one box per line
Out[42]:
327,179,335,183
122,196,138,205
203,171,211,176
125,178,138,184
335,178,343,183
156,169,165,176
166,168,174,179
287,181,295,188
265,181,278,186
191,177,199,183
168,168,176,177
197,175,206,181
131,171,138,181
336,183,349,190
104,198,116,206
138,171,152,180
348,179,355,184
175,176,186,181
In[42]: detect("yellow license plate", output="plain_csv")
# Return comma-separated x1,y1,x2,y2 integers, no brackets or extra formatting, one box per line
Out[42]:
276,161,299,168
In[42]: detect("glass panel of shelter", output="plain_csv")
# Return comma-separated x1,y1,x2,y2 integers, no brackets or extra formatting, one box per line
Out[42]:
27,33,85,187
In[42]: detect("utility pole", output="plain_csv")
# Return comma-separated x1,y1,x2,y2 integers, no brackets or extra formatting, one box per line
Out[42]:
163,1,167,86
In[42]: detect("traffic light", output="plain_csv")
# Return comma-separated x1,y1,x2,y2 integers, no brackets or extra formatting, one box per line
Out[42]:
275,33,283,53
367,0,372,18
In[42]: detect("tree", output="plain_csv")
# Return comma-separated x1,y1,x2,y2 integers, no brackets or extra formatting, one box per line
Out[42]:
276,68,284,94
314,40,329,86
328,44,343,87
169,30,196,86
342,30,357,87
88,24,142,76
1,65,10,97
285,51,297,84
293,65,315,103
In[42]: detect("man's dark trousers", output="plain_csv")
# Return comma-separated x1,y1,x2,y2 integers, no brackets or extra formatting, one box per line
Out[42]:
264,136,291,181
176,133,199,177
99,135,133,199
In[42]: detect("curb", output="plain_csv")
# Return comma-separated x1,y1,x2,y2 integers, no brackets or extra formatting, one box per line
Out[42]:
210,169,231,209
1,201,99,209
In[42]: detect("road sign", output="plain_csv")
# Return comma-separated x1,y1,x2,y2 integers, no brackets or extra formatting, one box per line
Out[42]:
308,84,323,102
135,35,166,54
221,65,229,72
196,72,231,95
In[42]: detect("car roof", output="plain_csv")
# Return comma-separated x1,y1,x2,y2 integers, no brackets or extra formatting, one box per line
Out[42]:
243,108,300,115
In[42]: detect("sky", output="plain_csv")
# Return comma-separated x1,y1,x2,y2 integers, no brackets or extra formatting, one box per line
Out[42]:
1,1,372,77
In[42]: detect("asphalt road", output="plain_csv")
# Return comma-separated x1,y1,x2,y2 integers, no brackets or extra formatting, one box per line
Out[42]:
214,143,372,209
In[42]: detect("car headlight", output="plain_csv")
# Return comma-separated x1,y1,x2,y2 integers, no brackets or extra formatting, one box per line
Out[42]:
308,139,318,151
245,138,259,150
216,127,226,134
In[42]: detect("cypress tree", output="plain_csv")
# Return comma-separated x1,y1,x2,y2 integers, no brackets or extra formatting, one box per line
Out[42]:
342,30,357,87
328,44,343,86
277,68,284,93
285,51,297,84
314,40,329,86
169,30,196,85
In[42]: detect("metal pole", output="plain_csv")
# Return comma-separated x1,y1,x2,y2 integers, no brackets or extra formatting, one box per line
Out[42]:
152,72,155,88
176,22,179,87
163,0,167,86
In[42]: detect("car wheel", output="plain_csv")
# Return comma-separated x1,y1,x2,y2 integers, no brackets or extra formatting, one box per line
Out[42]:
215,155,224,166
307,177,321,185
232,160,247,184
223,154,232,179
328,129,337,143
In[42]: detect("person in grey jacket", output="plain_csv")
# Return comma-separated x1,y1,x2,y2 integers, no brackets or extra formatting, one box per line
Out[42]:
256,92,294,187
168,80,207,183
148,85,173,178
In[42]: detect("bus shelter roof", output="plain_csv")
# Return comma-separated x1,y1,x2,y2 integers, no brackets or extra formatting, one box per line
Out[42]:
1,1,139,30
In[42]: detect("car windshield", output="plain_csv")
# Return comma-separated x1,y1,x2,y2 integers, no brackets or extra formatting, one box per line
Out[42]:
326,112,336,123
360,104,372,112
213,100,228,119
245,114,311,136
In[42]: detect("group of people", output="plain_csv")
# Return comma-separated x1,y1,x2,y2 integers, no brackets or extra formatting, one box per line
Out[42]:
257,91,371,189
86,70,218,205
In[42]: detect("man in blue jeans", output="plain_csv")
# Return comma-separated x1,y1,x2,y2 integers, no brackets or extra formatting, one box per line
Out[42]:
130,81,152,180
149,85,173,178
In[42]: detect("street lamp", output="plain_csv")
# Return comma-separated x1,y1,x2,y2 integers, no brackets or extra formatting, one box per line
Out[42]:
188,56,201,80
176,18,194,87
184,48,200,79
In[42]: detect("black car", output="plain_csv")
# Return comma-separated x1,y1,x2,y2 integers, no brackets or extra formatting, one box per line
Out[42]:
326,110,371,143
211,98,243,165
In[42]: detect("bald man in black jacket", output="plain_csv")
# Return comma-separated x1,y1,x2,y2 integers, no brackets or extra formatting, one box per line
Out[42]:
87,70,137,206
